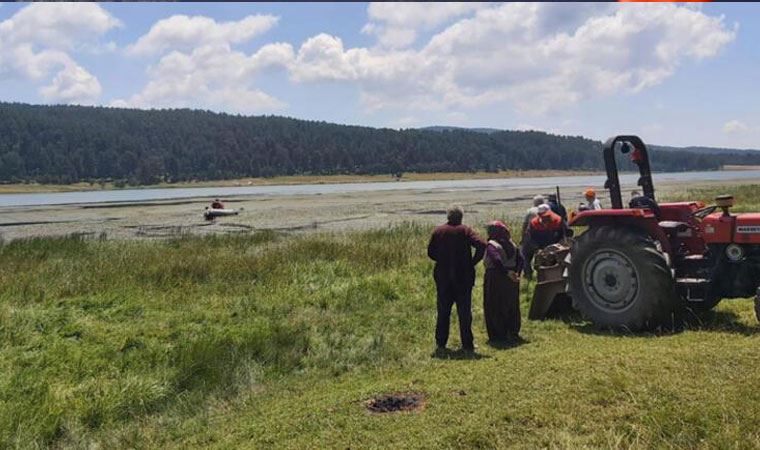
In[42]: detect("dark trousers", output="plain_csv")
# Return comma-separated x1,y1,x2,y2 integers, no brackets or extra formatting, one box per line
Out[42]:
435,279,474,349
521,240,538,279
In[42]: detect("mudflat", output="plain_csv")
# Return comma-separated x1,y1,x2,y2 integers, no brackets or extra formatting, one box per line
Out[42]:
0,177,754,241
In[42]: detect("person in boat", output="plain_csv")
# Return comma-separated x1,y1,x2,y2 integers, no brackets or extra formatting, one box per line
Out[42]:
210,198,225,209
483,220,523,343
427,206,486,352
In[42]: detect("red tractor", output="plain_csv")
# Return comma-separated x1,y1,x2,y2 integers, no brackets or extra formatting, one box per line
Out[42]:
531,135,760,330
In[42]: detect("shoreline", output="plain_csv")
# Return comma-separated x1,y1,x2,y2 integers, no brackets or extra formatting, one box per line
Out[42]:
5,166,760,195
0,170,603,194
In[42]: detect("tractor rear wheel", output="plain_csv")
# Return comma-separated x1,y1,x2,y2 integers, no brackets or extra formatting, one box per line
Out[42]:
568,226,679,330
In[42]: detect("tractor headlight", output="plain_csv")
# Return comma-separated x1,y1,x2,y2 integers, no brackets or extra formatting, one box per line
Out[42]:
725,244,745,262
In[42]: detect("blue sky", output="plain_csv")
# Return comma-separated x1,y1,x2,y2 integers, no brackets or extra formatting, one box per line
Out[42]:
1,2,758,149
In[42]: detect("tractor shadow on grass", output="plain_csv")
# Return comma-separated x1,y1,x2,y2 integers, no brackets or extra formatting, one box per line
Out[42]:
676,308,760,336
567,308,760,338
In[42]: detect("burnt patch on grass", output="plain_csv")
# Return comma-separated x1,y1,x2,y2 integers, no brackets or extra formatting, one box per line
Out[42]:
366,392,426,413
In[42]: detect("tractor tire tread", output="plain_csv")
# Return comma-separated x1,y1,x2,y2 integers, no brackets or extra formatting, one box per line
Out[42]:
568,225,678,330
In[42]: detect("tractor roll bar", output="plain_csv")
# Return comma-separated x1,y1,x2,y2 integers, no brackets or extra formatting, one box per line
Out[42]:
602,135,655,209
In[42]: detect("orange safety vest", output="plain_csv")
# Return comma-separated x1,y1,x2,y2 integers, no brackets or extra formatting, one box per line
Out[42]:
529,211,563,232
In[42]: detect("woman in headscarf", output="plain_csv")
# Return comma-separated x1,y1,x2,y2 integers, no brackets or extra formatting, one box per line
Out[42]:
483,220,523,343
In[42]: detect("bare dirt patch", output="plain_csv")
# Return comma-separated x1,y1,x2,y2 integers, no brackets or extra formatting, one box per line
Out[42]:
366,392,426,414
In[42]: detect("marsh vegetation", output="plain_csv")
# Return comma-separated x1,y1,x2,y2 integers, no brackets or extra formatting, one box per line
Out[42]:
1,185,759,448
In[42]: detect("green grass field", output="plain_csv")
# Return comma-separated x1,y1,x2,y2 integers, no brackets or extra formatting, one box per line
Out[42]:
1,185,760,449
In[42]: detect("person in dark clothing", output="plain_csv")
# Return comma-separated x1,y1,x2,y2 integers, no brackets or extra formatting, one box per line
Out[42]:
520,195,545,280
427,206,486,351
522,204,566,278
547,194,567,222
629,190,662,218
483,221,523,343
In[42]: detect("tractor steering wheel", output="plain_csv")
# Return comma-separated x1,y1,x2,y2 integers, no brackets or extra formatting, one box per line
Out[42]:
691,205,718,220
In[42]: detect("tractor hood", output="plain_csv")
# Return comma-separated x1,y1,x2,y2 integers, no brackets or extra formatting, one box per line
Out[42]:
734,213,760,244
702,213,760,244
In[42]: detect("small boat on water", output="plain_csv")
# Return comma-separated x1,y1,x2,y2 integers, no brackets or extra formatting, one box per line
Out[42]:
203,208,241,220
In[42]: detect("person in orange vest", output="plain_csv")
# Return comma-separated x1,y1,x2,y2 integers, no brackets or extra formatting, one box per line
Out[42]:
522,204,566,279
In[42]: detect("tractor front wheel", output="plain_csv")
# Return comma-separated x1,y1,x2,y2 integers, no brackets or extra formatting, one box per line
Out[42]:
568,226,679,330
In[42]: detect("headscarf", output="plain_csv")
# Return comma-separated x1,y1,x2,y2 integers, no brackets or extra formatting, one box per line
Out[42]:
487,220,510,241
487,220,517,265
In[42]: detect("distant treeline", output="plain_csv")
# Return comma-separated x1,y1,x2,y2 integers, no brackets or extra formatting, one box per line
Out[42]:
1,102,759,185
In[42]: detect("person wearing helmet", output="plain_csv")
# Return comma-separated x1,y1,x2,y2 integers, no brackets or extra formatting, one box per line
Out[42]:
522,204,566,280
579,188,602,211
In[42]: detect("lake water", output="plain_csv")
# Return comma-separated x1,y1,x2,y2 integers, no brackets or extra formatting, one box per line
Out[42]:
2,170,760,208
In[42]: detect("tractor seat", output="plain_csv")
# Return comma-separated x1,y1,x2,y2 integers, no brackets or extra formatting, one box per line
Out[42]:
658,221,690,233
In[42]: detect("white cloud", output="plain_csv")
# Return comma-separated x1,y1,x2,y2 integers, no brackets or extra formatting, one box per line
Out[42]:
723,120,749,133
126,14,278,56
293,3,736,116
363,2,487,48
392,116,420,128
117,13,291,113
290,34,359,82
114,43,292,114
0,3,117,104
0,2,121,50
40,64,101,104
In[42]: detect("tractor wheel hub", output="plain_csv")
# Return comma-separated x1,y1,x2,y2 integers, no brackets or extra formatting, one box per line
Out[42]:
583,250,639,312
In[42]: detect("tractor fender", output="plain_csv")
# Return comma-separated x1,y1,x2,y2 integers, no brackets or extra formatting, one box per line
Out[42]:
570,210,672,256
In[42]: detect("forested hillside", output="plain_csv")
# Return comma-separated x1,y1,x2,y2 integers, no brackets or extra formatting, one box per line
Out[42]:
1,102,757,185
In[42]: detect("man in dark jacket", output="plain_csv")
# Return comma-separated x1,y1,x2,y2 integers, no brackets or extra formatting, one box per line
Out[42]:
547,194,567,222
427,206,486,352
629,190,662,218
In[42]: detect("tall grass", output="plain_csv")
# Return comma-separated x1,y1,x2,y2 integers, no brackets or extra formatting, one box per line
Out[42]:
1,211,759,448
0,224,434,447
662,183,760,212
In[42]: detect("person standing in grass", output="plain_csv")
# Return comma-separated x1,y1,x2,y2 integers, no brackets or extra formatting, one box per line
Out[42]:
579,188,602,211
427,206,486,352
520,195,545,280
483,221,523,343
